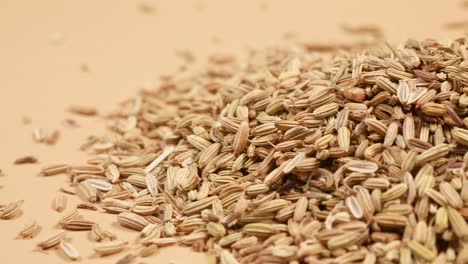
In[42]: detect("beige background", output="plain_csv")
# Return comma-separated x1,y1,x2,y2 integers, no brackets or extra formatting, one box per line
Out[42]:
0,0,466,263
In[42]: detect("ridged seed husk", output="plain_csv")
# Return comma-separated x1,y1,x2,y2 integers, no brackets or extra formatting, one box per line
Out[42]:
37,231,66,250
52,195,67,212
40,164,71,176
60,220,95,231
94,240,128,255
17,219,39,239
0,200,24,219
117,212,150,231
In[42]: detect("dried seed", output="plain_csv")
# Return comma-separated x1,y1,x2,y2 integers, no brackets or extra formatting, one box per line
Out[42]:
40,164,70,176
207,222,226,238
327,230,368,250
416,144,450,164
220,249,239,264
383,121,398,147
91,224,116,242
152,237,178,247
116,254,136,264
29,37,468,262
37,231,66,250
117,212,150,231
0,200,24,219
439,182,463,209
60,241,80,260
381,183,408,201
85,179,113,191
233,121,249,155
60,220,95,230
60,186,77,195
59,209,80,224
374,213,407,228
77,181,98,202
346,160,378,173
447,207,468,238
144,146,175,173
337,127,350,152
53,195,67,212
346,196,363,219
45,129,60,145
343,87,366,102
145,173,158,197
313,103,340,118
452,128,468,146
283,152,305,174
293,197,308,222
94,240,128,255
68,105,98,116
17,219,39,239
407,240,436,261
33,128,45,143
139,244,158,257
14,156,38,165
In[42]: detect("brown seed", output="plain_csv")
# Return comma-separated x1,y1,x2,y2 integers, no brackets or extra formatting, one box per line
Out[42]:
76,202,98,211
68,105,98,116
60,220,95,230
45,129,60,145
14,156,38,165
343,87,366,102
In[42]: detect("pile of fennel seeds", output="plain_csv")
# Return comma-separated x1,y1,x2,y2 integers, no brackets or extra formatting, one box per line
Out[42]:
31,38,468,263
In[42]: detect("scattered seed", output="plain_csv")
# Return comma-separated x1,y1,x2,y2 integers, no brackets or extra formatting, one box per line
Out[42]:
45,129,60,145
53,195,67,212
40,164,70,176
17,219,39,239
37,231,66,250
63,118,80,128
68,105,98,116
60,241,80,260
0,200,24,219
94,240,128,255
14,156,38,165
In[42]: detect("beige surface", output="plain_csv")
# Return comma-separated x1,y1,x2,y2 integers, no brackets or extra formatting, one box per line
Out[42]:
0,0,466,263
